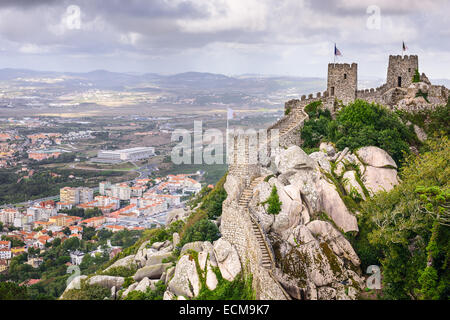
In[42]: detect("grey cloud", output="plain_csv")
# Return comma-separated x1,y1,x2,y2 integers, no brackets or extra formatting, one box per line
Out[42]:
0,0,448,77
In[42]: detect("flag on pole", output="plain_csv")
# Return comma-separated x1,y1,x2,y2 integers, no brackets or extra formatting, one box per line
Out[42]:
402,41,408,52
227,108,236,120
334,44,342,57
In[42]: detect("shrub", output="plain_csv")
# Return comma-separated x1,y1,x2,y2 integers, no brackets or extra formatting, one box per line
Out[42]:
0,282,28,300
304,100,324,116
412,69,421,83
262,186,282,215
180,218,220,247
124,280,166,300
199,174,227,219
101,265,137,278
62,280,110,300
301,99,417,165
354,136,450,300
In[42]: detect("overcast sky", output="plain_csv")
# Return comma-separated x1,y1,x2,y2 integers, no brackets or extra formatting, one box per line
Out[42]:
0,0,449,78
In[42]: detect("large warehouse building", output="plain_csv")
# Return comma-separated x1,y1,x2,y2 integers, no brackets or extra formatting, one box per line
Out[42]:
94,147,155,163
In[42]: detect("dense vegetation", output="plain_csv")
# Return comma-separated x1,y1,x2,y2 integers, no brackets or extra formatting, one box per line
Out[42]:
397,99,450,137
62,280,111,300
0,282,29,300
351,137,449,300
123,280,167,300
179,218,220,247
0,228,143,299
60,207,103,219
301,100,417,164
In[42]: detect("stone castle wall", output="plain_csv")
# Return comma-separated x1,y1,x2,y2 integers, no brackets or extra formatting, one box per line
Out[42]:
221,53,448,300
220,183,288,300
327,63,357,105
227,133,260,186
387,55,418,89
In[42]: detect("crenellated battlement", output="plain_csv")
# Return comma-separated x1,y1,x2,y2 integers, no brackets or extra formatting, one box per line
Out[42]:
300,91,329,101
328,62,358,70
388,55,419,62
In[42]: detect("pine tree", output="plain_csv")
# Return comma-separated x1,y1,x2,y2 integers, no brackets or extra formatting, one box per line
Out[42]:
263,185,282,215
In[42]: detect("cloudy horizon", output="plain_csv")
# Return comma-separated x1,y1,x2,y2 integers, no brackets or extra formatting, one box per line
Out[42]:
0,0,449,79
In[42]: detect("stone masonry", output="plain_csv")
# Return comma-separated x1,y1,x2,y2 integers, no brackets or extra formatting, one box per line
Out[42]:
221,53,448,300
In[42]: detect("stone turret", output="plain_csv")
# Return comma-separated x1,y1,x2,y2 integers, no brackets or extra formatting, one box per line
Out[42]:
327,63,358,105
386,55,419,89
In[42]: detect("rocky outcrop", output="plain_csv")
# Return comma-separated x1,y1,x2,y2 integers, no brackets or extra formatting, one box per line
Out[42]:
166,208,191,225
60,275,88,298
165,238,242,299
221,141,401,300
317,180,358,233
88,275,125,290
342,171,366,200
133,263,173,281
362,166,399,195
167,254,201,298
270,219,365,300
274,146,316,174
134,277,157,293
213,238,242,282
105,254,136,271
356,146,397,169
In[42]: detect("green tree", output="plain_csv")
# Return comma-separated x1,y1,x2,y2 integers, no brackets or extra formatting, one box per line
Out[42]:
356,136,449,300
262,186,282,215
180,218,220,247
97,229,113,241
301,99,416,165
62,227,71,236
199,174,228,219
62,237,80,251
0,282,29,300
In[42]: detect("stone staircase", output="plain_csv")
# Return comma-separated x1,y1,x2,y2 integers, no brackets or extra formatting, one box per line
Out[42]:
279,107,308,135
235,105,309,271
229,103,309,299
251,216,273,269
238,177,262,207
237,177,273,269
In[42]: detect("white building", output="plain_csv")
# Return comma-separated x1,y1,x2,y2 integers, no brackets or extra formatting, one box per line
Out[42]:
111,183,131,201
99,181,111,196
0,249,12,260
97,147,155,162
78,187,94,204
26,203,57,222
0,208,18,226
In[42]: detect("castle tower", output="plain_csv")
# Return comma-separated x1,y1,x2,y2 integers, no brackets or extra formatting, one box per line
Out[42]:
327,63,358,105
386,55,419,89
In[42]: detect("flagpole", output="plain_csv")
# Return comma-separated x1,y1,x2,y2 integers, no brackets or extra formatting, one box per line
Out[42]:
226,109,229,165
334,43,336,63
